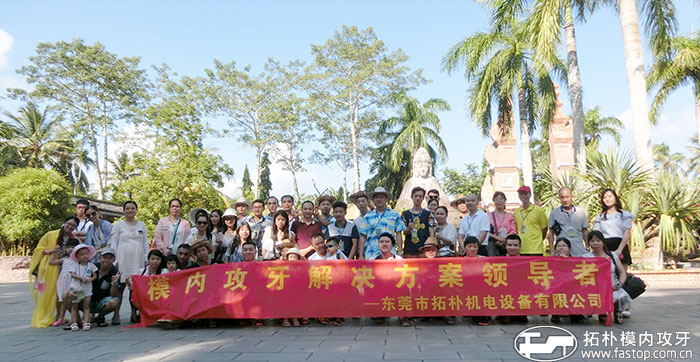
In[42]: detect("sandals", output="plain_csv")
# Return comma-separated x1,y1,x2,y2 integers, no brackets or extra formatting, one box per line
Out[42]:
292,318,300,327
281,319,291,327
301,318,309,325
70,323,79,331
318,318,330,325
254,319,264,327
51,319,64,327
82,322,91,331
400,317,411,327
615,312,624,324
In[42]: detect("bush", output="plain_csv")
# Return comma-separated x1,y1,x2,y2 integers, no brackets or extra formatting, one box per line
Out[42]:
0,168,71,254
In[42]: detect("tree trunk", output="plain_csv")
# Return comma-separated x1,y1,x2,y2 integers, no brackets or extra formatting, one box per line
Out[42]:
101,124,108,200
694,82,700,142
618,0,654,173
518,91,534,201
343,163,348,202
350,102,361,192
88,124,105,200
564,5,586,171
254,112,261,198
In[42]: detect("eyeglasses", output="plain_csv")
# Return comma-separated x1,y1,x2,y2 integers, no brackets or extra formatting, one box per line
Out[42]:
197,221,208,225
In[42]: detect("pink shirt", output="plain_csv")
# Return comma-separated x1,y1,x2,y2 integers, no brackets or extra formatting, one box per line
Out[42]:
154,217,191,252
488,211,517,236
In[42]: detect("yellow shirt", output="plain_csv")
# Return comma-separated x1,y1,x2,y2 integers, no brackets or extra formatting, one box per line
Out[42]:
514,204,549,254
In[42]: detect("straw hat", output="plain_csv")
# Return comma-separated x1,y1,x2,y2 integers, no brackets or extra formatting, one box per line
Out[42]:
349,191,369,203
449,194,467,208
190,240,213,254
316,195,335,205
70,244,96,263
234,197,251,209
275,240,298,251
419,237,440,253
188,207,209,225
284,247,305,260
368,187,391,199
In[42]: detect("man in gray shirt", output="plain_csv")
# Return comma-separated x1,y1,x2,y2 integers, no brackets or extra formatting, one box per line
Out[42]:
547,187,589,256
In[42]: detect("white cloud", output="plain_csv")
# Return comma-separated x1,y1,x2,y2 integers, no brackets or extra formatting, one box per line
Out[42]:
0,29,14,69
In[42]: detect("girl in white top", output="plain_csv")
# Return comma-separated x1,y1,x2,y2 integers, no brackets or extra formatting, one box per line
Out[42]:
434,206,457,255
261,210,296,260
592,189,634,270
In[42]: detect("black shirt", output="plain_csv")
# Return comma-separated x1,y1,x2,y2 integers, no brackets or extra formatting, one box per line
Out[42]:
92,263,118,301
401,209,432,255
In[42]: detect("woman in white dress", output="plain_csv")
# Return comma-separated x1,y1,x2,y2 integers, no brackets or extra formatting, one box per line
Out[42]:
110,200,149,323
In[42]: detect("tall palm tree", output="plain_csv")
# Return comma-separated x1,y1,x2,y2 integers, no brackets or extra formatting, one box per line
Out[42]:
379,93,449,172
108,151,138,186
615,0,677,172
687,136,700,178
647,32,700,140
490,0,589,170
2,103,72,168
584,106,624,146
443,19,563,198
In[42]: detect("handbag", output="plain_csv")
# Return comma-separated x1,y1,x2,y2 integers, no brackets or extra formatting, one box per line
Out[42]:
623,273,646,299
489,212,507,256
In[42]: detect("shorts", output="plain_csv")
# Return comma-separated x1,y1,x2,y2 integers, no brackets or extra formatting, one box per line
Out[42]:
90,296,120,313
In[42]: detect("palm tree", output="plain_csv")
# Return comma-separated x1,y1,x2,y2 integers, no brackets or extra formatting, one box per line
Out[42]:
443,19,563,199
584,106,624,146
2,103,73,168
653,143,685,176
615,0,677,172
379,93,449,172
647,32,700,140
109,151,138,186
490,0,589,170
687,136,700,178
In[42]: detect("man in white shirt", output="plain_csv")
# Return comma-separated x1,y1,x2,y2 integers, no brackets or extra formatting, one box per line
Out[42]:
457,194,491,256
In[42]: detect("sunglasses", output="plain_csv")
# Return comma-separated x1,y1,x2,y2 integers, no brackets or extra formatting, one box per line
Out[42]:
428,195,439,200
197,221,208,225
87,212,97,217
326,243,338,248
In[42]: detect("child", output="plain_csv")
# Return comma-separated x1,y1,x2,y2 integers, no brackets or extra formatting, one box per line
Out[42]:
283,247,304,261
419,237,439,259
52,238,80,327
325,237,348,260
165,254,178,272
505,234,522,257
66,244,97,331
464,237,489,325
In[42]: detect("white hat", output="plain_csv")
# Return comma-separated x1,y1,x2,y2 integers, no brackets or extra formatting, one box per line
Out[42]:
188,207,209,225
223,208,237,217
233,197,251,208
368,186,391,199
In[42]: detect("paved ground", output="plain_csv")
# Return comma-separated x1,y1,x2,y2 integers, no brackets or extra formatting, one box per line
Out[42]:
1,283,698,362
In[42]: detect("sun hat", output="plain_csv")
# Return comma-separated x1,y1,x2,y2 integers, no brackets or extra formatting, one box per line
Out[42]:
188,207,209,225
349,191,369,203
368,187,391,199
190,240,213,254
449,194,468,208
316,195,335,205
284,247,305,260
222,208,237,218
419,237,440,252
70,244,96,263
234,197,251,209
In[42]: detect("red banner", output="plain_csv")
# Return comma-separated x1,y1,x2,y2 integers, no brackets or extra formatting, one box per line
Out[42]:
132,257,613,326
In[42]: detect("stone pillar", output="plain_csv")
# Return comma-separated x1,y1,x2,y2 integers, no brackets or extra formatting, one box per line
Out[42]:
482,121,520,211
548,84,575,174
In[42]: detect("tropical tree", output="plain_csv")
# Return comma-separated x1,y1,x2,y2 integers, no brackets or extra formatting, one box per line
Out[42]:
687,136,700,179
379,93,449,171
653,143,685,176
442,19,563,199
491,0,590,170
10,39,150,199
584,106,625,146
257,152,272,203
647,32,700,140
240,165,255,201
2,103,72,168
307,25,427,192
614,0,677,172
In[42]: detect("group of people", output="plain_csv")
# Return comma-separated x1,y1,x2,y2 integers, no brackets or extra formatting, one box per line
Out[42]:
30,184,634,329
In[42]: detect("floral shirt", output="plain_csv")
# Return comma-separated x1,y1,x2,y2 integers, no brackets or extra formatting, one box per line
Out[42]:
359,208,406,259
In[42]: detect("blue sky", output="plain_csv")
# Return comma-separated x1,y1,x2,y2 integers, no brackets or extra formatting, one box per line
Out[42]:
1,0,698,199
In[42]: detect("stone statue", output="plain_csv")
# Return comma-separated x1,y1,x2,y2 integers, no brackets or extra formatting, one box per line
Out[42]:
395,147,451,210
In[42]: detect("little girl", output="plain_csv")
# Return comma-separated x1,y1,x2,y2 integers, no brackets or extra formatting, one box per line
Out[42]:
51,238,79,327
165,254,178,272
67,244,97,331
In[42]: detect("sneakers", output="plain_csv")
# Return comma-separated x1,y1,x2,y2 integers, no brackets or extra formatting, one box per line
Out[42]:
621,311,631,318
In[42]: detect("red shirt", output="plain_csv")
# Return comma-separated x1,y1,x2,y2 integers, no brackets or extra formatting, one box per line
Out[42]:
291,218,322,249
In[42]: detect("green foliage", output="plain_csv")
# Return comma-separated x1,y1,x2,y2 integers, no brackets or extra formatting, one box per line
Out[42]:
257,152,272,202
307,25,427,191
379,93,450,171
111,66,232,234
240,165,255,201
441,163,488,198
583,106,625,146
0,168,71,253
10,39,150,198
365,144,412,205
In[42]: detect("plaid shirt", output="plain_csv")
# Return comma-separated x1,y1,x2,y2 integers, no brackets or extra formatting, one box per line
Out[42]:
359,208,406,259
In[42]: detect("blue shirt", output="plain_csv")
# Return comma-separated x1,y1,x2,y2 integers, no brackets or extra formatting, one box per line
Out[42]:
85,220,113,249
359,208,406,259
